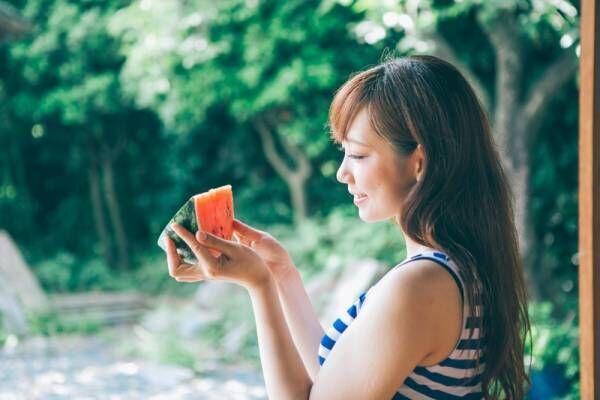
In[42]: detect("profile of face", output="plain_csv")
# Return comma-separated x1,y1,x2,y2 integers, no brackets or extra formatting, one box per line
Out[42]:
336,108,424,223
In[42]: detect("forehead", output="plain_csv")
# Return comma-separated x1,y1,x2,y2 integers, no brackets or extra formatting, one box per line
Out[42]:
342,109,377,147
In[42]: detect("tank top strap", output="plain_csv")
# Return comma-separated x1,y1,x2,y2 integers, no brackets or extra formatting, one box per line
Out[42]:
395,250,465,303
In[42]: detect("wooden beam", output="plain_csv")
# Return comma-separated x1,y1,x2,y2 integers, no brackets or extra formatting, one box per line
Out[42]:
579,0,600,398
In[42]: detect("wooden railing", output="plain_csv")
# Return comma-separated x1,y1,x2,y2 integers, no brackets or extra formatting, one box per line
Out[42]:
49,292,151,326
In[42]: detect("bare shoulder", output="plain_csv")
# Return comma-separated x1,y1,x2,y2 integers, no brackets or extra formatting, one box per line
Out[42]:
371,258,462,304
310,259,462,399
366,258,463,364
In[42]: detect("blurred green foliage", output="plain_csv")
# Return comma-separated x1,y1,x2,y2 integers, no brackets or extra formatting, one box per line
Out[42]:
129,325,199,372
271,205,407,278
0,0,578,305
527,301,580,399
27,310,102,336
34,251,196,296
0,0,581,395
530,80,579,310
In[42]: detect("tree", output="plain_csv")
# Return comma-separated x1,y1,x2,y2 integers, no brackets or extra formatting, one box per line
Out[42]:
0,1,33,241
348,0,580,299
4,0,154,270
109,0,394,224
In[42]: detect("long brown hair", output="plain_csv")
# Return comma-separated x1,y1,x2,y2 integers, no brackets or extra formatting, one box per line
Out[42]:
328,55,530,399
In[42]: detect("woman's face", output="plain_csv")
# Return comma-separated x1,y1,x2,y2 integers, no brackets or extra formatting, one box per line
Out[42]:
336,108,422,223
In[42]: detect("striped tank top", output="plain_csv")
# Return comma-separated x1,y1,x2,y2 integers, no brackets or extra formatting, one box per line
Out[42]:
318,250,485,399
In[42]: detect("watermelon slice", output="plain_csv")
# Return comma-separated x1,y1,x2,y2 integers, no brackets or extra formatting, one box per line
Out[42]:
195,185,234,239
157,185,235,262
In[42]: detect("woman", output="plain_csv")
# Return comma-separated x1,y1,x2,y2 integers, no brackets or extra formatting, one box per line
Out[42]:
166,55,531,399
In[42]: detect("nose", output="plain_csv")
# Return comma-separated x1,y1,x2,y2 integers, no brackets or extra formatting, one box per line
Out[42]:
336,157,351,184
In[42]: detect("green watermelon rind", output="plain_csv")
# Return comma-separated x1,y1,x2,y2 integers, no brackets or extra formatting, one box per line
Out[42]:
157,197,199,264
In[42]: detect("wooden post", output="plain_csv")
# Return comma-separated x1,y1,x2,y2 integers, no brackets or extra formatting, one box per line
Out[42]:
579,0,600,398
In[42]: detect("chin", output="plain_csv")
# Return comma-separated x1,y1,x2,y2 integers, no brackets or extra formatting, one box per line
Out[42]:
357,209,391,223
358,215,377,223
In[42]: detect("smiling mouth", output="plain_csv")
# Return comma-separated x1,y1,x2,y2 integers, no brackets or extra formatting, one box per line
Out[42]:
353,194,368,205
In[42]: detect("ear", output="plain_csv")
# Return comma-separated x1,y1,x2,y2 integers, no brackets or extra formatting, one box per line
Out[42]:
414,144,425,182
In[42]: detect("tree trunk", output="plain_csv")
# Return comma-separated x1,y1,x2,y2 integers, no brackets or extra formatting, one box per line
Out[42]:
482,11,543,296
101,150,129,271
252,113,312,224
504,135,539,299
477,10,577,300
401,3,579,300
0,90,34,237
289,173,308,224
10,137,35,237
87,143,113,267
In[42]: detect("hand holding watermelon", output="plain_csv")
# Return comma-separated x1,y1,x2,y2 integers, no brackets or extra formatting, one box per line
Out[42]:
159,184,300,290
157,185,234,262
166,223,273,290
232,219,296,282
159,185,295,290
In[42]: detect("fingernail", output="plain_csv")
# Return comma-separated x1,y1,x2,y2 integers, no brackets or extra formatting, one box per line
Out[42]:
170,223,178,230
197,231,207,241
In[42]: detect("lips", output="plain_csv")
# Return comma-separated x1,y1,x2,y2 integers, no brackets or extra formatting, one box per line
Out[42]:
349,189,366,197
349,189,368,206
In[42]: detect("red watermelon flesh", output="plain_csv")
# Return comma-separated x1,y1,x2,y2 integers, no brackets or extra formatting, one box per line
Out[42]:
194,185,234,257
212,187,234,239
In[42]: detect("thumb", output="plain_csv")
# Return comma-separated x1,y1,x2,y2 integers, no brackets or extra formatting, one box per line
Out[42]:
233,218,264,241
196,231,237,254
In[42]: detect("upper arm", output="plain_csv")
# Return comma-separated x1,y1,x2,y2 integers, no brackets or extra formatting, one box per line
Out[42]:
309,260,461,400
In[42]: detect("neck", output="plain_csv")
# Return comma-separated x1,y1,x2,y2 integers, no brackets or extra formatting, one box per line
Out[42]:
401,230,435,258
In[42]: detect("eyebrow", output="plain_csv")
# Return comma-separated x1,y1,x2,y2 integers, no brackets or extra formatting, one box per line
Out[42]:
344,137,370,147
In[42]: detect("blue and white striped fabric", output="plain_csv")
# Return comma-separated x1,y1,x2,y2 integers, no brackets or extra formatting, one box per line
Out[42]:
318,250,485,399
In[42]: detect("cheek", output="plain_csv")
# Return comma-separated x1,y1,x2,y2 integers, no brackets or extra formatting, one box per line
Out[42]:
384,161,415,200
355,162,380,188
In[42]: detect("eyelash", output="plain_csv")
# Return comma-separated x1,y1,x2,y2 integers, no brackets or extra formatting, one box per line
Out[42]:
337,145,365,160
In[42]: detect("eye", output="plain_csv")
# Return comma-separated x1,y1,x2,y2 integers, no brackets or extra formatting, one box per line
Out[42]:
337,145,365,160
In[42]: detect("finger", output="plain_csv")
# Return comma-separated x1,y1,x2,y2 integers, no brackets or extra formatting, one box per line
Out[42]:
232,232,244,244
171,223,216,267
232,218,264,241
166,237,182,277
233,232,252,247
173,264,204,279
175,276,202,283
166,238,200,277
195,230,238,255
